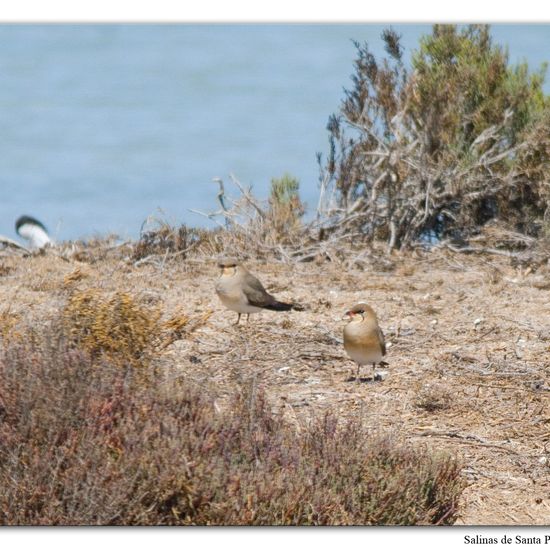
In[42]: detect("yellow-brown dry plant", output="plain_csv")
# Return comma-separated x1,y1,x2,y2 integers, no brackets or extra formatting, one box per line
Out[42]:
62,288,162,368
159,309,213,350
0,308,22,345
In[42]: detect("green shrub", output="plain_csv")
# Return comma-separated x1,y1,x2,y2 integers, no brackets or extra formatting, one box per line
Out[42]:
319,24,550,251
268,173,305,241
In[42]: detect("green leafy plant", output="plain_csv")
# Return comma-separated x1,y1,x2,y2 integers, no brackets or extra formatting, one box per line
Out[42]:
318,24,550,252
268,173,305,238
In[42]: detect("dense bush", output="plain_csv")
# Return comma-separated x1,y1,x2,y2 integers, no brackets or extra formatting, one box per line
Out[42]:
0,332,465,525
62,288,161,367
318,24,550,251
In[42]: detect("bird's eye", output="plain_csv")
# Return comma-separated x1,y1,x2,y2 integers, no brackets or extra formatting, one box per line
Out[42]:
358,310,364,314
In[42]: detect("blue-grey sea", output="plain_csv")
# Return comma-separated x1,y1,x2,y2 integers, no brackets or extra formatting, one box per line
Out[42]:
1,24,549,241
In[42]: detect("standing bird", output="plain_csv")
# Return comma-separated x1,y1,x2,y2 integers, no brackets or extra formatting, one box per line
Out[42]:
15,215,52,249
215,258,294,324
343,303,386,381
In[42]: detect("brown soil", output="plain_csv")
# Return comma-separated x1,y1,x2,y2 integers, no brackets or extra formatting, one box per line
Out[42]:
1,245,549,525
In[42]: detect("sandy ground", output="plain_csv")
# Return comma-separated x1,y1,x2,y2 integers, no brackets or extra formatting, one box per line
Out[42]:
1,244,549,525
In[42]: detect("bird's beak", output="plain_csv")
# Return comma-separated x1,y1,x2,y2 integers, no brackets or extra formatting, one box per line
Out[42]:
342,311,352,321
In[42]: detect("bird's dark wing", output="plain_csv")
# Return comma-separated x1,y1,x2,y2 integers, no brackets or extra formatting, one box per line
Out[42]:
378,327,386,356
242,272,277,308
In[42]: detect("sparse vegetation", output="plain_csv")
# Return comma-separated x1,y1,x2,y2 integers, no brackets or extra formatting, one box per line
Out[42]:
133,220,212,262
415,383,453,413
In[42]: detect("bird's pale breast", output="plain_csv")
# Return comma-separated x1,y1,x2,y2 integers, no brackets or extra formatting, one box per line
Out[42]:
343,320,384,365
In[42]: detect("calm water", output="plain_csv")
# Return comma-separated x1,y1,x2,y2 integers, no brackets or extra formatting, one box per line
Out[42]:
1,24,549,241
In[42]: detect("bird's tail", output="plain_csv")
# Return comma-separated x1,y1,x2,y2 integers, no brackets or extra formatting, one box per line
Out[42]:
265,301,305,312
264,300,293,312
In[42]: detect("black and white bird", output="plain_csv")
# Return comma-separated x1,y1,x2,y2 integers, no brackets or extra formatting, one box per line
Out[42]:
15,215,52,249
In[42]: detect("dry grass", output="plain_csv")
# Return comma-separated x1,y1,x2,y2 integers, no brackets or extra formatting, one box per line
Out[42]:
1,234,549,524
62,288,162,367
133,221,214,262
0,308,21,345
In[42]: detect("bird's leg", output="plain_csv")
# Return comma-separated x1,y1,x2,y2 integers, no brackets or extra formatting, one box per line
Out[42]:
356,362,361,381
246,314,250,323
372,363,376,381
235,313,241,325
